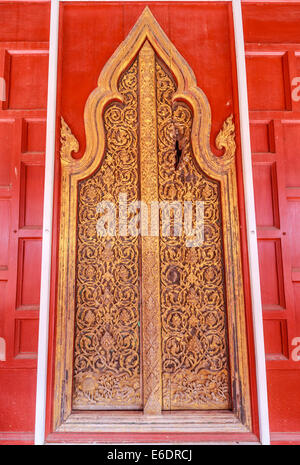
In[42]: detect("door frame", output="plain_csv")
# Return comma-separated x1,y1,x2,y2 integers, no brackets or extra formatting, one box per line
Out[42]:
35,0,270,445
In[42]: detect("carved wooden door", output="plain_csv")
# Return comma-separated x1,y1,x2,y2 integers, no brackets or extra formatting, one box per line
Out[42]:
53,7,251,433
73,41,231,414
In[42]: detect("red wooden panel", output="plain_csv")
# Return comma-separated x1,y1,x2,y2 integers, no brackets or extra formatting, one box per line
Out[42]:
14,318,38,358
0,119,14,186
294,283,300,335
264,319,288,360
0,369,36,431
258,239,285,310
17,239,42,309
290,199,300,340
0,280,7,339
242,4,300,44
0,2,50,42
287,200,300,270
250,121,275,153
0,200,10,268
297,52,300,73
0,0,49,440
7,52,48,110
20,163,45,228
246,53,289,111
253,162,277,228
282,123,300,189
24,119,46,153
244,2,300,438
267,369,300,432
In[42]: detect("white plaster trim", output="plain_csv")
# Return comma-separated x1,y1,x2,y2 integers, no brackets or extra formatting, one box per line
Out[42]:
232,0,270,446
34,0,60,446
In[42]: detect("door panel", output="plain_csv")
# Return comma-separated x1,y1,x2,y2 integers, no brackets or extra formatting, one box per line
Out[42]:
156,64,230,411
0,0,49,438
52,4,251,433
243,1,300,438
73,58,142,410
72,49,231,413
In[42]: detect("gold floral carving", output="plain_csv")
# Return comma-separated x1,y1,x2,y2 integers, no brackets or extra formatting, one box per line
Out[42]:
156,61,231,410
72,59,141,410
215,114,236,161
139,42,162,415
54,7,252,433
60,117,79,162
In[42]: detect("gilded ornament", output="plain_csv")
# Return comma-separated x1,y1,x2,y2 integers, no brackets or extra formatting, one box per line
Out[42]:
60,116,79,162
215,114,236,162
54,7,251,432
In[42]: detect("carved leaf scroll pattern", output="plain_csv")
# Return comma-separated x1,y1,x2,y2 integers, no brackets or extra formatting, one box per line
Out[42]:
72,50,232,411
215,114,236,162
60,116,79,161
156,60,232,410
139,42,162,414
72,58,142,409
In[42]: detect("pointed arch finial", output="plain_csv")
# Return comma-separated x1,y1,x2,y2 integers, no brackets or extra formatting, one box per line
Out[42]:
73,6,235,179
215,114,236,162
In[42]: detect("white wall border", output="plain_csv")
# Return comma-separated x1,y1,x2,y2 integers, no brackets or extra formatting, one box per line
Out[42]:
34,0,60,446
232,0,270,445
35,0,270,445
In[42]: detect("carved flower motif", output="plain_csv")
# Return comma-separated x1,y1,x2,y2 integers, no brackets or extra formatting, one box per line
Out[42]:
101,331,114,351
85,310,95,325
189,314,199,327
187,335,202,352
118,265,129,281
186,248,198,264
102,242,114,261
81,375,97,393
204,267,216,282
187,287,198,305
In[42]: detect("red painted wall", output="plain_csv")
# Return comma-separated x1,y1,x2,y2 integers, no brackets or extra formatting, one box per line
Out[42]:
0,0,50,444
0,0,299,444
243,1,300,444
